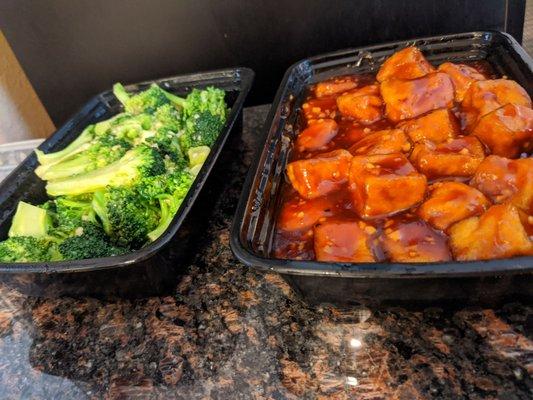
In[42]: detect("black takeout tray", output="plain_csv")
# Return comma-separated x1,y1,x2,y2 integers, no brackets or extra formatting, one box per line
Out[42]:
0,67,254,298
231,31,533,308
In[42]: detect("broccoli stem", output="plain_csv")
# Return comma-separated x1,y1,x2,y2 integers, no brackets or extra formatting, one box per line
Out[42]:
35,126,94,167
112,83,131,107
8,202,51,238
92,191,111,234
146,195,175,242
37,154,94,181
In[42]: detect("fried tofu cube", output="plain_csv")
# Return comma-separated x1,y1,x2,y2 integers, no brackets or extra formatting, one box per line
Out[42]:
287,149,352,199
381,219,451,262
336,84,383,124
449,204,532,260
437,62,486,102
348,129,411,156
349,154,427,218
409,136,485,180
380,73,454,122
418,182,490,231
376,47,435,82
302,97,338,121
296,119,339,152
470,156,533,213
314,219,376,262
315,76,358,98
277,196,339,232
472,103,533,158
399,109,460,144
462,79,532,130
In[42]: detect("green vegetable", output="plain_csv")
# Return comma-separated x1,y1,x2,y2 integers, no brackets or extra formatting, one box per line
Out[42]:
0,236,60,262
8,201,51,238
45,145,165,197
1,83,228,263
58,223,128,260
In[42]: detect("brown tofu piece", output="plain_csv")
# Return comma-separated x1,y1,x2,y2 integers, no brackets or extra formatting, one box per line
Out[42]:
399,109,460,144
410,136,485,180
315,76,358,98
336,84,383,124
462,79,532,130
381,219,451,262
380,73,454,122
376,47,435,82
418,182,490,231
287,149,352,199
349,153,427,219
437,62,486,102
472,103,533,158
296,119,339,152
277,196,339,232
349,129,411,156
314,219,376,262
302,97,338,121
449,204,532,260
470,156,533,214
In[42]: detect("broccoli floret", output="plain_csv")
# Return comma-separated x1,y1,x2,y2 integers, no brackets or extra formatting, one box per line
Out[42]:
147,172,194,241
92,188,160,248
113,83,175,115
35,135,133,181
8,201,52,238
58,223,128,260
45,145,165,197
180,87,228,120
179,110,225,153
0,236,61,262
35,125,94,167
53,197,97,233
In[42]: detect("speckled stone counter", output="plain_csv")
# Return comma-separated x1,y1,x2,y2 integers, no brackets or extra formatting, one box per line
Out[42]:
0,106,531,399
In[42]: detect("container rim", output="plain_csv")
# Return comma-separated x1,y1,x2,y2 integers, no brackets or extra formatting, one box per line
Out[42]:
230,30,533,279
0,67,254,274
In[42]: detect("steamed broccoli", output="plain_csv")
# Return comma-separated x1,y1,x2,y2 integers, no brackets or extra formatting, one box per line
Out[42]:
8,201,52,238
180,110,225,153
113,83,176,115
92,188,160,248
35,135,133,181
0,236,60,262
46,145,165,197
58,223,128,260
35,125,94,167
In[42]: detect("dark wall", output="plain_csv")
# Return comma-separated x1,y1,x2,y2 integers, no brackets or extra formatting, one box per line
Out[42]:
0,0,525,125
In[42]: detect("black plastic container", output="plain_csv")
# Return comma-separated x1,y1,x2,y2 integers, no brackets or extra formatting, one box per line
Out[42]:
0,67,253,298
231,31,533,308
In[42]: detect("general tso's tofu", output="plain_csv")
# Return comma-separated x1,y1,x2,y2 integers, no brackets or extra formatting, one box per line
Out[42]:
302,97,338,121
380,73,454,122
418,182,490,231
348,129,411,156
462,79,532,130
470,156,533,213
336,84,383,124
399,109,460,144
296,119,339,152
314,219,376,262
287,149,352,199
437,62,486,102
376,47,435,82
277,196,339,232
472,103,533,158
381,219,451,262
349,153,427,219
315,76,358,98
449,204,532,260
409,136,485,180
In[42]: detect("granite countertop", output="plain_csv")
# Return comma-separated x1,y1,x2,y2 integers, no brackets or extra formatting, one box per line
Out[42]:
0,105,531,399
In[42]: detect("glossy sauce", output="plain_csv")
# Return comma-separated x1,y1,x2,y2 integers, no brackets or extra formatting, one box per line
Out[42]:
273,52,533,263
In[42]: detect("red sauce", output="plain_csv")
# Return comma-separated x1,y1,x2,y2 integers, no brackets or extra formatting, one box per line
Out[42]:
273,54,532,263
